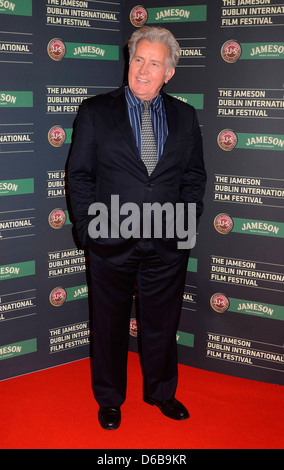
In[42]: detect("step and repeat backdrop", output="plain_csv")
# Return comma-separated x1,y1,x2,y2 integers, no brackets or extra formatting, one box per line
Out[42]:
0,0,124,380
1,0,283,385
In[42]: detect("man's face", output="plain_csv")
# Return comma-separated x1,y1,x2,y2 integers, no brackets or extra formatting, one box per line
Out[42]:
128,39,175,101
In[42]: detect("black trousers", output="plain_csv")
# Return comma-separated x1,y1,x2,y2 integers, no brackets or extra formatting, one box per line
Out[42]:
88,240,189,407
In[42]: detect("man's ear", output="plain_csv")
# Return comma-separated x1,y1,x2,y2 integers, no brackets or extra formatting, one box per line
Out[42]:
165,68,175,84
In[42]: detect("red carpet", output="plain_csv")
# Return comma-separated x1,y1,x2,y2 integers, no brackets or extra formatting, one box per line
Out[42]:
0,352,283,449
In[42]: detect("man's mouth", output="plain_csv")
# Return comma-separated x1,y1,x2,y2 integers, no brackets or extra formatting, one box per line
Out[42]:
137,78,149,83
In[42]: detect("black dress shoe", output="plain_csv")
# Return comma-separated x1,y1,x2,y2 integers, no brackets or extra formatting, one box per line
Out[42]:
143,396,189,420
98,406,121,430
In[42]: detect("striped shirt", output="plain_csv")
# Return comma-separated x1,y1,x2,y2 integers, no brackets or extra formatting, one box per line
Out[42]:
125,85,168,161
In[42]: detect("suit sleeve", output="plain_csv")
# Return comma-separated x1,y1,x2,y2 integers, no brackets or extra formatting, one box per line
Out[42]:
67,100,97,246
179,107,207,224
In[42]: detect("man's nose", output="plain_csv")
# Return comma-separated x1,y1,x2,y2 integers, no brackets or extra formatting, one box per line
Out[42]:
139,61,149,74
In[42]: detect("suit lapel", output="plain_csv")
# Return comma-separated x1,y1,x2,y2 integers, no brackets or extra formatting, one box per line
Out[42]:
159,92,179,163
109,86,140,160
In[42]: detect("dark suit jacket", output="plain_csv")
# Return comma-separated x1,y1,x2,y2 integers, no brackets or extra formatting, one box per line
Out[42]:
67,84,206,264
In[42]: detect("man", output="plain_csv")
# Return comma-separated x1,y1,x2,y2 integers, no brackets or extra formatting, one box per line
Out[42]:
67,26,206,430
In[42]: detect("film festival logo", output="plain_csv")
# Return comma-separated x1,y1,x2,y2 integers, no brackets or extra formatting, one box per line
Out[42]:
48,126,66,147
49,287,67,307
48,209,66,229
217,129,238,151
221,40,242,63
88,195,196,250
214,213,234,235
210,293,230,314
47,38,66,61
130,5,148,26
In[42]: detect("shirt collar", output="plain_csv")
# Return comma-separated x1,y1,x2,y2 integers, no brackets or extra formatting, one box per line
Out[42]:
125,85,162,110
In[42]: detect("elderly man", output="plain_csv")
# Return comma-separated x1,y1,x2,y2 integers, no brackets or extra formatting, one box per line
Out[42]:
67,26,206,430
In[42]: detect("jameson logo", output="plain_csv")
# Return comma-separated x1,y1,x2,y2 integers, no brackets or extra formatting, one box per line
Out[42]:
0,92,33,107
169,93,204,109
66,285,88,301
0,338,37,361
0,261,35,280
244,134,284,151
0,178,34,196
218,130,284,151
147,5,207,23
210,293,284,321
214,214,284,238
221,40,284,62
65,42,119,60
234,218,284,238
229,298,284,322
49,285,88,306
0,0,32,16
248,43,284,59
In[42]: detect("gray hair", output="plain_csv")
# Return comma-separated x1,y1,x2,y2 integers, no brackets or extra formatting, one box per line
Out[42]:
128,26,181,71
